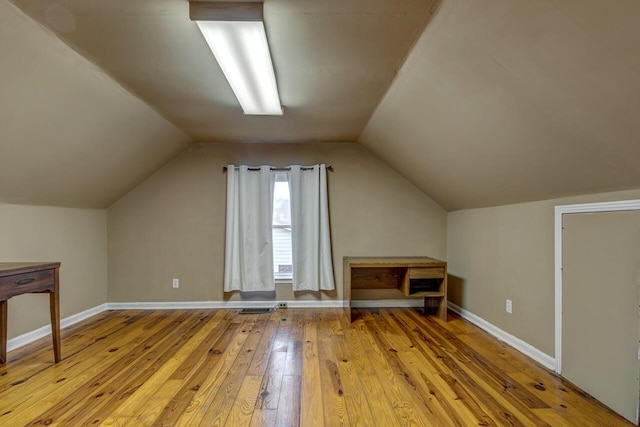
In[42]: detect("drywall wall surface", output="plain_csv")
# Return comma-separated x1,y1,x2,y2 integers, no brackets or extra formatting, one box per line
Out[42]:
108,142,447,302
0,203,107,339
0,0,190,208
447,188,640,356
360,0,640,211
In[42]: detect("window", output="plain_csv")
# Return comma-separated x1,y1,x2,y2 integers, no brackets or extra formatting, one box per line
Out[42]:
272,172,292,280
224,164,334,292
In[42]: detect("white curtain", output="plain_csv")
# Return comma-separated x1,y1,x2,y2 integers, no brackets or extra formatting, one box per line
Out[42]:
224,165,275,292
287,164,335,291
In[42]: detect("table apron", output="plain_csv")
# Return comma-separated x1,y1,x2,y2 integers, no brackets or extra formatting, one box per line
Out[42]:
0,269,56,301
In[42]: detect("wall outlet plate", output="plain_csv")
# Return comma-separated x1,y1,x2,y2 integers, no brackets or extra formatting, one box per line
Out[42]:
277,302,287,309
506,299,512,314
172,278,179,288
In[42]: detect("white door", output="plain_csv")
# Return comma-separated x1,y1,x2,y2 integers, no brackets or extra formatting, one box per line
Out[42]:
562,210,640,423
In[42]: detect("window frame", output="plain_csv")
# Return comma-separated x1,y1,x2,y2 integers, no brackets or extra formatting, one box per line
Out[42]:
272,175,293,281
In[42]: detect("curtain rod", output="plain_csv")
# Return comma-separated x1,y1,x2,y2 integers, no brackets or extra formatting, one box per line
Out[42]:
222,165,334,173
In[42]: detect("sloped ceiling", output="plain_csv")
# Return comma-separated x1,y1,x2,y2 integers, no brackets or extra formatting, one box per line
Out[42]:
4,0,640,211
0,0,190,208
11,0,438,143
360,0,640,211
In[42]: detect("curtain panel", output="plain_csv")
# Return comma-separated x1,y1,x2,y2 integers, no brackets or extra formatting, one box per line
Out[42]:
223,165,275,292
223,164,335,292
287,164,335,291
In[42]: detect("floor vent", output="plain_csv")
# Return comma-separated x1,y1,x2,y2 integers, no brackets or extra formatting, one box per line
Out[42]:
239,308,273,314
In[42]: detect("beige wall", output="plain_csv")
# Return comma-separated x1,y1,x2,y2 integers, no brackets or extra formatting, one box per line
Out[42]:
0,203,107,339
108,143,447,303
360,0,640,212
447,188,640,357
0,0,190,209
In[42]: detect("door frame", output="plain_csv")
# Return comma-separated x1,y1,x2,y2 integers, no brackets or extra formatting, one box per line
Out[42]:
554,199,640,374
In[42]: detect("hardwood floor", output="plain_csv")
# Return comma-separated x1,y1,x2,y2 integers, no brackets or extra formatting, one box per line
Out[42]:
0,308,633,426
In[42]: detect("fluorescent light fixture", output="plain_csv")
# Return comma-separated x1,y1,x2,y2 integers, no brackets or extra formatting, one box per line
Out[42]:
190,2,282,115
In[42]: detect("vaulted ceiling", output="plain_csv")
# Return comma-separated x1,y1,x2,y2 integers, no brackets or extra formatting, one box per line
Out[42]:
3,0,640,210
11,0,437,143
360,0,640,210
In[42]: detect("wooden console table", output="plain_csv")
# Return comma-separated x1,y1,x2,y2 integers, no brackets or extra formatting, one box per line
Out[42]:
0,262,61,364
344,256,447,323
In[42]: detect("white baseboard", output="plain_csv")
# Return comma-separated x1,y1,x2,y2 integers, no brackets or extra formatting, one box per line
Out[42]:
106,300,345,310
447,301,556,371
7,303,108,352
350,299,423,308
7,299,555,373
5,300,345,353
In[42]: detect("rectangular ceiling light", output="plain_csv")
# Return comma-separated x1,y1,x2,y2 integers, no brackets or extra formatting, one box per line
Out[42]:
190,1,282,115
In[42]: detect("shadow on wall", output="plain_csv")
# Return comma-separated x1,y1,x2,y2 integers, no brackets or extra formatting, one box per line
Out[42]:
222,288,338,302
447,274,465,307
223,291,276,301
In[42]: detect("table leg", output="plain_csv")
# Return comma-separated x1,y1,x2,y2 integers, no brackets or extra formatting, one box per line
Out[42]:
50,268,61,363
1,300,7,364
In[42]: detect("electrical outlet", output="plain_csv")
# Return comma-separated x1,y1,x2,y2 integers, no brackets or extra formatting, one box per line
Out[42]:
277,302,287,309
506,299,512,314
172,278,179,289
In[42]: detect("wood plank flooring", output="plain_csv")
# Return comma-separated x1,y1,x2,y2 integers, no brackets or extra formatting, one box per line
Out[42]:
0,308,634,426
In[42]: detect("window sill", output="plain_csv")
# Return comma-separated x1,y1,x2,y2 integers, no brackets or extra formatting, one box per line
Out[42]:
275,278,292,285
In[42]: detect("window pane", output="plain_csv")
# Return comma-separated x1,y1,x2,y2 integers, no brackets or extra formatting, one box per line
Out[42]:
273,227,292,279
273,181,290,226
273,178,292,279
